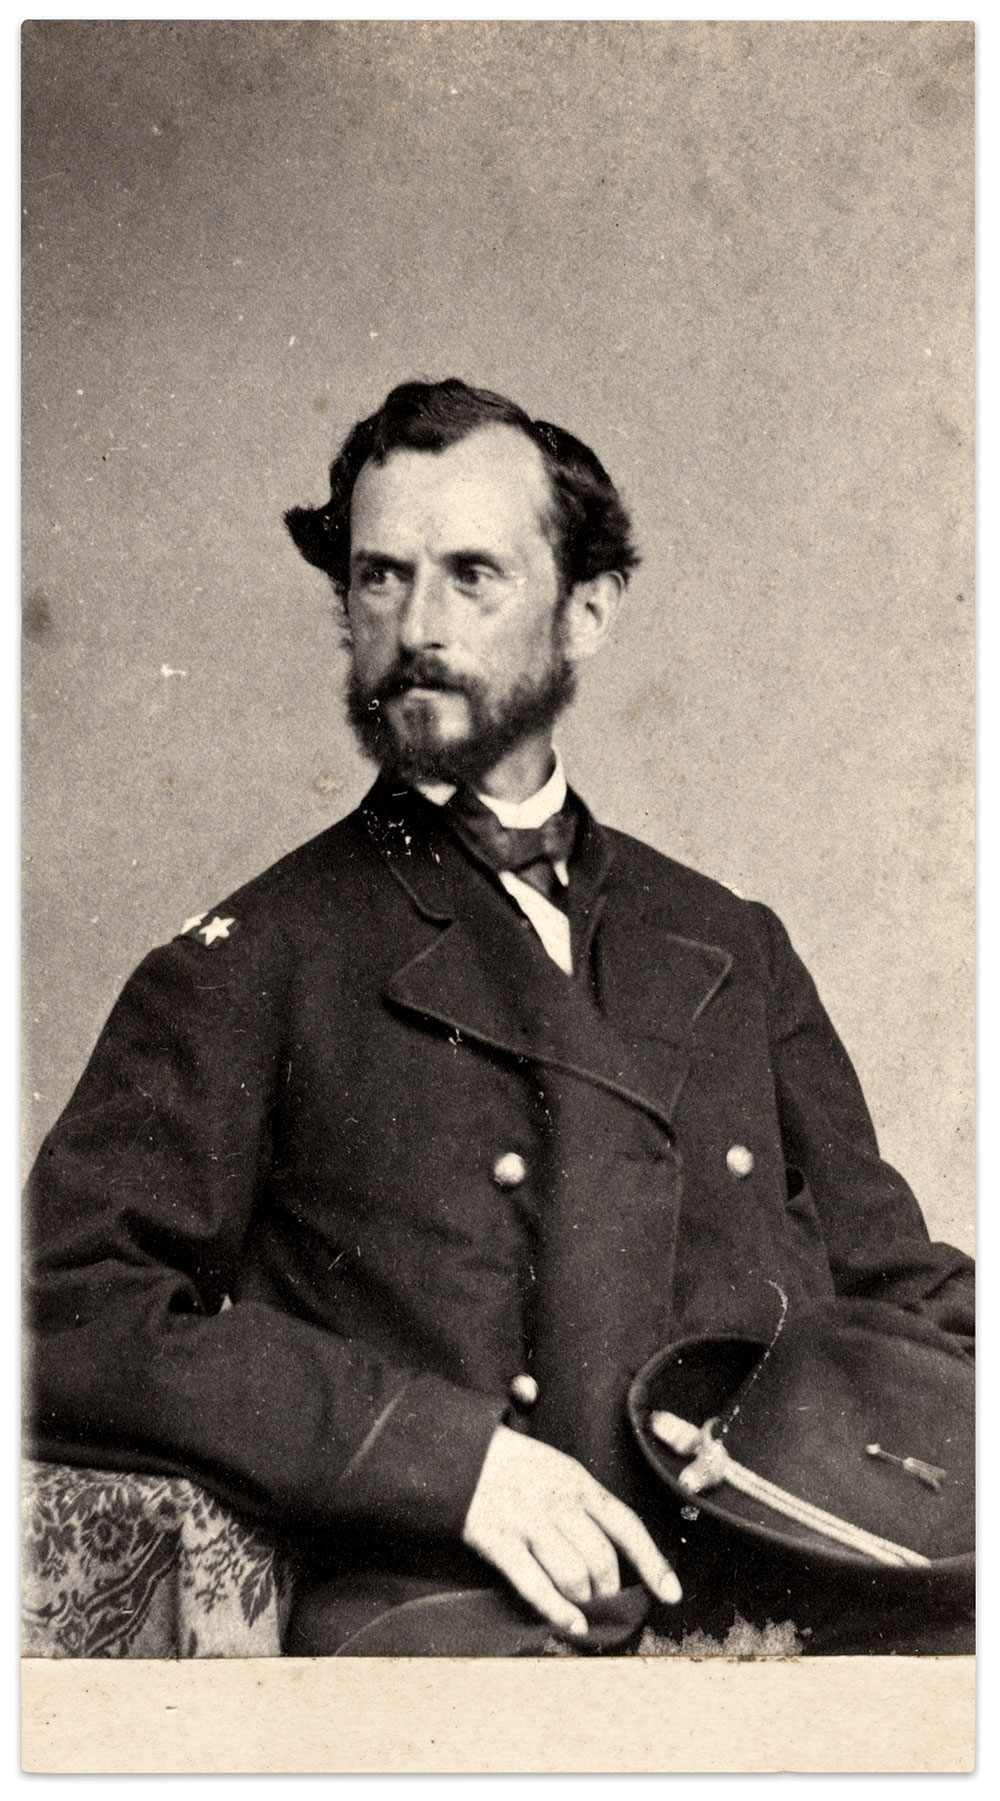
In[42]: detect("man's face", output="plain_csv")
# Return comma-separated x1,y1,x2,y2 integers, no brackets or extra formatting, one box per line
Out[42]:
345,424,575,786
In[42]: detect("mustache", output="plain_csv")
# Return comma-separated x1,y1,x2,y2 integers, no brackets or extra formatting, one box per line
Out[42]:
368,654,474,704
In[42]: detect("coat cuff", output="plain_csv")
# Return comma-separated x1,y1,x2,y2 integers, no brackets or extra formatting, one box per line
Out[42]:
328,1375,508,1540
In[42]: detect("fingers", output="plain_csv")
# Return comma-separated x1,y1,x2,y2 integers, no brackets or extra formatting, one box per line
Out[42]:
542,1511,622,1601
525,1521,614,1607
584,1483,682,1605
488,1535,590,1638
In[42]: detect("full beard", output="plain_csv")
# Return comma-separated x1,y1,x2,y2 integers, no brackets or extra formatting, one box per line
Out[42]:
345,648,577,788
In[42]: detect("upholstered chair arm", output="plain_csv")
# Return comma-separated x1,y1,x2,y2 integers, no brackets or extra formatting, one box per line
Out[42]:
22,1459,293,1657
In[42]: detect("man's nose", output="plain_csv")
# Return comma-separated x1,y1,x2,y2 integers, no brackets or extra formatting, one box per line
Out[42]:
397,567,449,652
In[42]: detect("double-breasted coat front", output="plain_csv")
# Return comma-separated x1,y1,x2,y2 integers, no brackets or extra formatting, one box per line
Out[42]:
26,779,973,1578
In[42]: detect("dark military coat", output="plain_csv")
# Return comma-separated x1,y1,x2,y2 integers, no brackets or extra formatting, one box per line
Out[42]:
26,779,973,1564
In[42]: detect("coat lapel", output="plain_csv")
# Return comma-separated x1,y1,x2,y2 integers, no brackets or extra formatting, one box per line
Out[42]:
363,781,732,1131
588,826,733,1116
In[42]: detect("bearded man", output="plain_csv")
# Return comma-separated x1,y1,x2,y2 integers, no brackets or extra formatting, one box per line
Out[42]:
25,379,974,1657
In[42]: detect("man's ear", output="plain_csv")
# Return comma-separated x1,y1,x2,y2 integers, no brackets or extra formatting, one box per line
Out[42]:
561,571,624,664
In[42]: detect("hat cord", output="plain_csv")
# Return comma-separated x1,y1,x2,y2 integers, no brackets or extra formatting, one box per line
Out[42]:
648,1410,932,1570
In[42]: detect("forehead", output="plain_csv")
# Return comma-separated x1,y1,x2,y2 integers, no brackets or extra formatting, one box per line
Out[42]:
350,424,554,550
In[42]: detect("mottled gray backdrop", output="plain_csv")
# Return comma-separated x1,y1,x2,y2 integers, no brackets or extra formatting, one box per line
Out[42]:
22,20,973,1250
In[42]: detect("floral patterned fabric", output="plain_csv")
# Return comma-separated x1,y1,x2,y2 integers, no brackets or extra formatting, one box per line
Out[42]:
22,1460,293,1657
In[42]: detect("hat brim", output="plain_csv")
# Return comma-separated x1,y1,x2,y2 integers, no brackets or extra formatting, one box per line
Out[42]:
628,1333,974,1585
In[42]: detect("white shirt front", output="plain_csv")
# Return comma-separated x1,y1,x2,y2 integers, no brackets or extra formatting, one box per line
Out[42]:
417,754,574,974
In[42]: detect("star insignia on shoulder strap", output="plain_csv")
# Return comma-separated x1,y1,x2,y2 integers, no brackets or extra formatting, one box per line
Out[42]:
198,915,236,946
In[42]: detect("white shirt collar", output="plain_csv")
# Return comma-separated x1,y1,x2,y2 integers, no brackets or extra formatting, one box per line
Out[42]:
416,750,567,828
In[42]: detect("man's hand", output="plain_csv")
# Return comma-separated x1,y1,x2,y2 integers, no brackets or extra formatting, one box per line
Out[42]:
462,1424,682,1638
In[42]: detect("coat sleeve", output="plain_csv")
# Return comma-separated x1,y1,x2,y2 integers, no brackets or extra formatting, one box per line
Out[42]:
24,926,505,1537
752,903,974,1343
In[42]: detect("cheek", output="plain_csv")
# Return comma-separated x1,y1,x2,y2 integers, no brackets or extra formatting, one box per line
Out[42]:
495,607,560,675
348,608,395,669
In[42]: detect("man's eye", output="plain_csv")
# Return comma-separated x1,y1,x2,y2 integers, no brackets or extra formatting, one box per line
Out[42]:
453,563,495,591
356,566,400,595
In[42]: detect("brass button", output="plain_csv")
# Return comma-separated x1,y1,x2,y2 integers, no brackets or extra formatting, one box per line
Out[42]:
726,1143,755,1178
509,1373,539,1410
493,1151,527,1189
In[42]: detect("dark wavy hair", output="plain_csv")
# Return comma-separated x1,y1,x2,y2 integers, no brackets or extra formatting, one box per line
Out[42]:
284,377,640,599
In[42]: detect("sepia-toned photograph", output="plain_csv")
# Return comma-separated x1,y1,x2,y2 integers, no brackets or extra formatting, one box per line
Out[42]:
21,16,974,1772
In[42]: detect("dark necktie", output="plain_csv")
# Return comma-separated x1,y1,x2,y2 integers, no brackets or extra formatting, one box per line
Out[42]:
444,789,577,909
